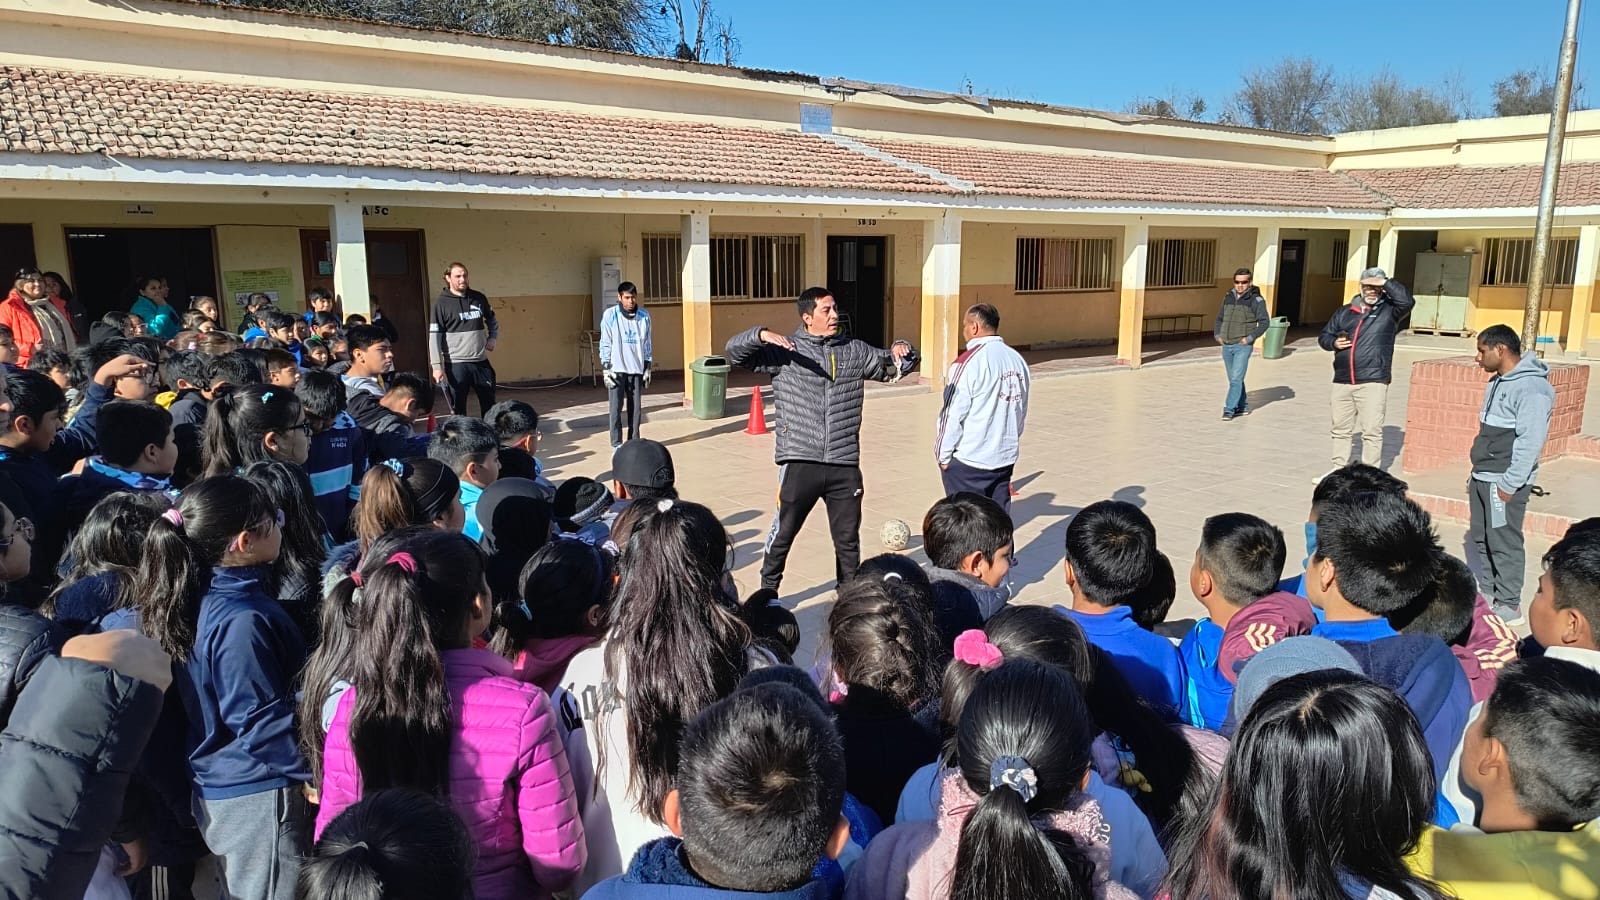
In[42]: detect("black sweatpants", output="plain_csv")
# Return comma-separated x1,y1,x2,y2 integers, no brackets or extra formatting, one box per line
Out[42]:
446,360,496,416
940,459,1015,519
608,372,643,447
761,461,863,592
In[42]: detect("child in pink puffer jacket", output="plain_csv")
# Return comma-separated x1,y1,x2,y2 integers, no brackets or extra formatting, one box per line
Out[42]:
315,528,585,900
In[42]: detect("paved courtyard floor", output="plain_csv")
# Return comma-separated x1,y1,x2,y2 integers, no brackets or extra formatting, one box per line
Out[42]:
524,344,1599,664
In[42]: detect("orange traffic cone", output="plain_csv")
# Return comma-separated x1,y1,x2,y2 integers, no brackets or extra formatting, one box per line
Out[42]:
745,385,770,435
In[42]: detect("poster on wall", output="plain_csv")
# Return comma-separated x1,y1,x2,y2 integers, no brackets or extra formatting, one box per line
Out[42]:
221,267,295,316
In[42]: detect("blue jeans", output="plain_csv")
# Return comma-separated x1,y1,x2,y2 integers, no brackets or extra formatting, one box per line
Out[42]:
1221,341,1252,413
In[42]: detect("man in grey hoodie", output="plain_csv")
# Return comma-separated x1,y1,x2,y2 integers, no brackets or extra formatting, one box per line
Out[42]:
1469,324,1556,621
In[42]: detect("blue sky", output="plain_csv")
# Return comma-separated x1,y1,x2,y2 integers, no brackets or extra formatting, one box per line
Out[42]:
713,0,1596,118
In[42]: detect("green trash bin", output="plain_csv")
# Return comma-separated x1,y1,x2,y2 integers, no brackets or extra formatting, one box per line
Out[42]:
689,355,732,420
1262,316,1291,360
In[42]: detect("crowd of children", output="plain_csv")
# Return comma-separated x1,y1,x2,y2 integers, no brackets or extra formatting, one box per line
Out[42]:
0,285,1597,900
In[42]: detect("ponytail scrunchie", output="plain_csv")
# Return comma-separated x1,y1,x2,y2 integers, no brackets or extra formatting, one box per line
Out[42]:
990,755,1039,803
387,551,419,574
162,508,183,528
953,629,1003,670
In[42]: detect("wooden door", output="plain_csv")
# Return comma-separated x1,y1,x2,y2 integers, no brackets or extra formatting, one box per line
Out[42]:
302,229,430,373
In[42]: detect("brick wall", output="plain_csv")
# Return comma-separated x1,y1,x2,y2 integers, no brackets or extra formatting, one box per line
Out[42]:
1402,356,1591,474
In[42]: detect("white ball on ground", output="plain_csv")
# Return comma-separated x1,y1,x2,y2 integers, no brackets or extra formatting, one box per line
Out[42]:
880,519,911,551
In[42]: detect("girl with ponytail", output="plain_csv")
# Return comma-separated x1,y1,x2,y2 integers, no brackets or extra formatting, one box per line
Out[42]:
565,499,763,889
124,475,310,900
201,383,311,476
849,661,1137,900
314,527,585,900
895,606,1197,896
323,457,462,588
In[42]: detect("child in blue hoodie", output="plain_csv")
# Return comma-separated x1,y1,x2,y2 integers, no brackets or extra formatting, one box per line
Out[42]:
587,679,850,899
1180,512,1304,731
427,416,500,542
125,474,311,900
296,370,367,542
1062,500,1185,717
1307,490,1472,789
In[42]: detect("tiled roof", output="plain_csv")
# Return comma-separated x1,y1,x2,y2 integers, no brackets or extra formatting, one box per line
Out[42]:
1342,164,1600,209
0,66,954,194
864,138,1389,210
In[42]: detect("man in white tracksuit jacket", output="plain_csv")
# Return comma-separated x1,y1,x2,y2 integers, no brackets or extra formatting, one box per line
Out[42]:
935,303,1030,517
599,281,653,449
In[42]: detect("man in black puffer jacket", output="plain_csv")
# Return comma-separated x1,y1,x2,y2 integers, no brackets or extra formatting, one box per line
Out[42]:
1317,267,1415,479
727,288,915,591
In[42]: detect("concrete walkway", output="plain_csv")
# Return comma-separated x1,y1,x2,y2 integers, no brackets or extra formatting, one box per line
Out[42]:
518,338,1599,663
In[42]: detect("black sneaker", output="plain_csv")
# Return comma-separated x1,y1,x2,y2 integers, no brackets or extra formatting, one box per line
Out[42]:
1222,412,1236,421
1234,407,1251,417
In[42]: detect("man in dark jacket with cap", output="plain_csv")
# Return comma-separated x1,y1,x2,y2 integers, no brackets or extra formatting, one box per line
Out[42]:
726,287,915,592
1317,267,1415,479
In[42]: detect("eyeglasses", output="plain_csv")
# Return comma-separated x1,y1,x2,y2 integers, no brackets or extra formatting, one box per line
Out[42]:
227,509,285,553
0,517,35,550
1234,279,1252,285
286,420,315,437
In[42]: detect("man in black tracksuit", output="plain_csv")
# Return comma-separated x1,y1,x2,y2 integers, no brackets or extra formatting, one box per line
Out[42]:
726,287,914,591
429,262,498,416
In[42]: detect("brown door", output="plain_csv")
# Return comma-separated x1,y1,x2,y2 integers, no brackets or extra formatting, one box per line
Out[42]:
301,229,430,373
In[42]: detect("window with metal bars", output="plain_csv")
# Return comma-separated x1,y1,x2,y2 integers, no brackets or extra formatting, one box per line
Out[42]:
1014,237,1115,292
1482,237,1580,286
1147,238,1217,289
642,233,803,302
1331,237,1349,281
641,234,682,302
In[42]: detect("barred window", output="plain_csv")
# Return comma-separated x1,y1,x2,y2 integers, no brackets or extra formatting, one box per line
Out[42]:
641,234,682,302
1148,238,1217,289
1331,236,1349,281
1015,237,1115,292
640,233,803,301
1482,237,1579,287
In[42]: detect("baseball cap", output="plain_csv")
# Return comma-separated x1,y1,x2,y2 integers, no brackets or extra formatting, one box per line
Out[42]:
612,439,675,488
1359,267,1389,286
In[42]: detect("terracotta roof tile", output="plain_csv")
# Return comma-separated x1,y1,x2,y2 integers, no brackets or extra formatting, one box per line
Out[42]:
1342,164,1600,209
0,66,954,195
864,138,1389,210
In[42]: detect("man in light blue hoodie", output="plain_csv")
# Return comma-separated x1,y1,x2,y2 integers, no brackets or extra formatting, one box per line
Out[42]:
1469,324,1556,622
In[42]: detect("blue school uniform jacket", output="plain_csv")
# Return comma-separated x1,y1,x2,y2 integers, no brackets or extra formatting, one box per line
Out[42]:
304,412,366,541
173,565,311,799
1178,618,1230,731
1312,618,1471,783
1064,605,1185,716
587,837,838,899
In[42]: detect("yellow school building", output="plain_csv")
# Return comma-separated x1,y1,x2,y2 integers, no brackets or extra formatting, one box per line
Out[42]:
3,0,1599,393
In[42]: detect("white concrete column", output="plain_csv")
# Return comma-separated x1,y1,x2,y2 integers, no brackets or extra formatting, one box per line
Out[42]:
1377,223,1400,278
1253,224,1281,315
1342,226,1372,305
329,202,371,318
920,212,963,380
807,219,827,287
681,212,712,402
1567,224,1600,355
1116,222,1150,367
